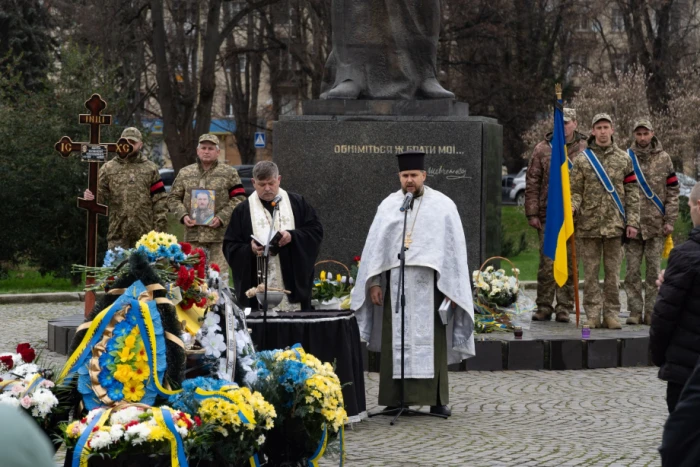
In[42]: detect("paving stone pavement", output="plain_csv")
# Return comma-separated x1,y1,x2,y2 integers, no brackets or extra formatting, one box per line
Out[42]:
1,303,667,467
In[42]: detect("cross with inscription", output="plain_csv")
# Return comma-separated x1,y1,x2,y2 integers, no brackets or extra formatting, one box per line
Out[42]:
54,94,133,316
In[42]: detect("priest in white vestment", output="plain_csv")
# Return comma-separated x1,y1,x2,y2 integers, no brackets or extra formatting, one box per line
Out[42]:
351,151,475,417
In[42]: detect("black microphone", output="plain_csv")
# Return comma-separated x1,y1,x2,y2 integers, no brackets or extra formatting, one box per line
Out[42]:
399,192,413,212
270,195,283,207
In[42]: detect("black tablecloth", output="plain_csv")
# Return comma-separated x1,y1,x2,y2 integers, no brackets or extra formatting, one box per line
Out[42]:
247,310,367,421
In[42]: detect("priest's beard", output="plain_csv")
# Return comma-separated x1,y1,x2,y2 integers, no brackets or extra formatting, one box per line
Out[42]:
401,186,425,197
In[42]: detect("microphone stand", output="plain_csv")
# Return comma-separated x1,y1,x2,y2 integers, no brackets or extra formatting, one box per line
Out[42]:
370,194,447,425
260,203,279,350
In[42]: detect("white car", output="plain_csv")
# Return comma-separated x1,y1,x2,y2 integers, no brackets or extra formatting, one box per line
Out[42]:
508,167,527,206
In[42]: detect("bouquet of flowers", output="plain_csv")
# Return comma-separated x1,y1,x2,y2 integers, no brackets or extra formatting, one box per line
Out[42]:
472,257,534,333
169,377,276,466
252,345,347,465
62,404,197,463
312,259,356,310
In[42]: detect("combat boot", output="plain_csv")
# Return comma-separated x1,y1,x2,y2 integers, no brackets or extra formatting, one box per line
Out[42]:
555,311,570,323
586,315,600,328
644,313,653,326
603,316,622,329
626,315,641,325
532,310,553,321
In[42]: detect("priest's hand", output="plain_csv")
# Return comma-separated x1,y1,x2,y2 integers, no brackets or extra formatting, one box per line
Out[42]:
209,217,222,228
370,286,383,306
251,239,264,256
183,215,196,227
279,230,292,247
83,189,94,200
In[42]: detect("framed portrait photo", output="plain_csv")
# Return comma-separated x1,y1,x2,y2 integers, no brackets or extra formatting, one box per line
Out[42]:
190,189,216,225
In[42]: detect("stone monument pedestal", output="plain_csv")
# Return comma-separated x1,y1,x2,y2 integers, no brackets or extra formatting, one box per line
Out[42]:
273,100,502,272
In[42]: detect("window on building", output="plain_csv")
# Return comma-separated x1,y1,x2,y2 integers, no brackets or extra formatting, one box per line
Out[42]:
224,94,234,117
611,8,625,32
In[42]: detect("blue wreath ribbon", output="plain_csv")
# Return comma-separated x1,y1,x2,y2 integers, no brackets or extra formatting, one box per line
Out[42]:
307,423,328,467
156,407,189,467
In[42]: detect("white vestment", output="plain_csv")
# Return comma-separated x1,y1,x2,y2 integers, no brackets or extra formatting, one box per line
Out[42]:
351,186,475,379
249,188,299,311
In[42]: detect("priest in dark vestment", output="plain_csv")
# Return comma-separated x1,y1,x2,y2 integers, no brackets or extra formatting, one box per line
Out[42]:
321,0,454,99
223,161,323,311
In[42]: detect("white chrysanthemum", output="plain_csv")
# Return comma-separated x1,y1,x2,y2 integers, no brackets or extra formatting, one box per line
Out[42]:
125,424,152,445
257,434,266,445
90,431,114,450
109,425,125,442
110,406,144,425
176,425,188,438
86,408,102,424
13,364,39,378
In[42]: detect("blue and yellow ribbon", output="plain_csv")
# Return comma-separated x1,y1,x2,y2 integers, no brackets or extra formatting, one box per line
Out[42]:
308,423,328,467
73,408,111,467
154,407,189,467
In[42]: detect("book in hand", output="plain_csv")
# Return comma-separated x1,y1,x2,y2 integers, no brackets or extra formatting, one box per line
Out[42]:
251,231,283,254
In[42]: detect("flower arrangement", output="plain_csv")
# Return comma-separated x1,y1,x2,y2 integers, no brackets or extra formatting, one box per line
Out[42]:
0,342,37,374
472,258,534,333
252,345,347,465
169,377,276,465
472,265,520,307
312,259,357,310
0,373,58,419
62,404,196,462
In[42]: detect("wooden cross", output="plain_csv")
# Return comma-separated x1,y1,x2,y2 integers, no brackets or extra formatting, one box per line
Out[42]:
54,94,133,316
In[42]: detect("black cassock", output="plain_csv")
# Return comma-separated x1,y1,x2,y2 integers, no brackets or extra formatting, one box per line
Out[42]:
223,192,323,310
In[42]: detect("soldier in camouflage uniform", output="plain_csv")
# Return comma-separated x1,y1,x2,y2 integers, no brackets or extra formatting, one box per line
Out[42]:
571,113,640,329
526,108,587,323
167,134,246,282
83,127,168,249
624,119,680,325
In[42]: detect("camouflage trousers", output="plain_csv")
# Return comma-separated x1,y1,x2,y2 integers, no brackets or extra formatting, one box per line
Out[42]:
536,228,575,316
189,241,229,283
624,236,665,320
581,236,623,324
108,237,140,250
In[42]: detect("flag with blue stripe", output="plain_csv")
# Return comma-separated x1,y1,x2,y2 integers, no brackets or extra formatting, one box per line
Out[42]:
542,98,575,286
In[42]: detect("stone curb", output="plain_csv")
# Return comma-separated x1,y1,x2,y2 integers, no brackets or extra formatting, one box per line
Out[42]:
0,292,104,305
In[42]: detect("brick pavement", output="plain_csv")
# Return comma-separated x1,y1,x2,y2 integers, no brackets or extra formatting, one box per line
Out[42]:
0,303,667,467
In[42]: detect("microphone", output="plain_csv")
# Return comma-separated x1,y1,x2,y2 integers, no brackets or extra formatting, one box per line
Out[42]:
399,192,413,212
270,195,283,207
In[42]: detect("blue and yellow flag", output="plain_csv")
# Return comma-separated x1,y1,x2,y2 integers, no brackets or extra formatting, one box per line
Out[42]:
542,95,575,286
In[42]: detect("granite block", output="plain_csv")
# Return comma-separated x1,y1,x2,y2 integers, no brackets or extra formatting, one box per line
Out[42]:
303,99,469,117
550,339,584,370
586,339,619,369
465,340,503,371
507,340,544,370
620,337,650,367
274,117,502,273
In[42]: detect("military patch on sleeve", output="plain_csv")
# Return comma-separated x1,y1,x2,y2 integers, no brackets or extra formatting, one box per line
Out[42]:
623,171,637,184
666,173,679,186
150,179,166,195
229,184,245,198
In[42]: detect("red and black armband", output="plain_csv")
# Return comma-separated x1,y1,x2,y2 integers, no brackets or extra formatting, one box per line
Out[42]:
229,184,245,198
150,179,166,195
666,172,679,187
623,171,637,184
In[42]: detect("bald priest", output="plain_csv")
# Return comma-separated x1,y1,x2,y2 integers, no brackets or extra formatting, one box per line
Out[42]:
351,151,475,417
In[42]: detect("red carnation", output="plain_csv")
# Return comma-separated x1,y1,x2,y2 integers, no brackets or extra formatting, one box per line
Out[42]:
354,256,361,262
181,299,195,310
181,414,193,429
16,343,35,363
0,355,13,370
196,264,206,279
197,297,207,308
194,416,202,426
124,420,139,429
211,263,220,273
179,242,192,255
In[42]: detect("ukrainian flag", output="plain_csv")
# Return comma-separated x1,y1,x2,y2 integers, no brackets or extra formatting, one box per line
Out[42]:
542,97,574,286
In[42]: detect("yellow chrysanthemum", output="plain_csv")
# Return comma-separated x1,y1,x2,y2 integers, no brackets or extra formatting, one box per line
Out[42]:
148,426,168,442
116,346,135,363
123,334,137,350
123,380,145,402
135,346,148,362
114,364,135,383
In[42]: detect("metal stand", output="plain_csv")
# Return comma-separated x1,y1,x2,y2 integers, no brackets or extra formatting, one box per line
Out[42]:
260,204,279,349
369,199,447,425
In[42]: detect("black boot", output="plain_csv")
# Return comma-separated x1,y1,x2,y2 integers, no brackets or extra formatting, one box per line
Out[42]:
430,405,451,417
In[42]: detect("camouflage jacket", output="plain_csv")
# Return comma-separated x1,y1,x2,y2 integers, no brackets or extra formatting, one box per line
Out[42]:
571,138,640,238
97,153,168,245
167,160,246,243
627,137,680,239
525,131,588,221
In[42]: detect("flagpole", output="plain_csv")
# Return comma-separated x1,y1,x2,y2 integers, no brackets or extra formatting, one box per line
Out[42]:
555,84,581,327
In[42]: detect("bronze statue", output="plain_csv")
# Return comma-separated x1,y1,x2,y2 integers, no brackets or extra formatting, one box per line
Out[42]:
321,0,454,100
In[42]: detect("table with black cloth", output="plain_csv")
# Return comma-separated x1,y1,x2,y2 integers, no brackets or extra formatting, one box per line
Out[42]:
247,310,367,422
